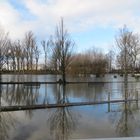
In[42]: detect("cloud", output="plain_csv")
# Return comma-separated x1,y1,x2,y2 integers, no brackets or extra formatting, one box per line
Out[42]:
0,1,36,40
0,1,20,36
0,0,140,43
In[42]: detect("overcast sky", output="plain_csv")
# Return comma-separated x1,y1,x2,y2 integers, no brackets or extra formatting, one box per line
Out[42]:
0,0,140,52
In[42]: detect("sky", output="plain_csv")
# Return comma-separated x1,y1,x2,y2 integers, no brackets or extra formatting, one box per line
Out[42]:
0,0,140,53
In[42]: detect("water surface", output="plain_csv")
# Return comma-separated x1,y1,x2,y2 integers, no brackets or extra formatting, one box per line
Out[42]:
1,74,140,140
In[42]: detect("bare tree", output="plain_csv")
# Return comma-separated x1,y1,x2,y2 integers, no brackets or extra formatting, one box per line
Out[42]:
23,31,36,70
20,48,26,71
41,40,49,71
91,49,108,76
116,26,140,76
116,26,140,100
14,40,22,71
9,42,16,71
0,28,9,108
69,49,108,76
5,44,11,70
34,44,40,71
106,49,115,73
49,18,74,83
0,29,9,71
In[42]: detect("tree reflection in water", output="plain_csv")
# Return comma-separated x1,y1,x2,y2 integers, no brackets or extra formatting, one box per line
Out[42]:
0,84,16,140
47,84,78,140
3,84,39,106
115,102,138,136
1,84,40,119
110,82,140,137
0,112,16,140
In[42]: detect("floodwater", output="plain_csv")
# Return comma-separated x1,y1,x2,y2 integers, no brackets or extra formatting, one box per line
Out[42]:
0,74,140,140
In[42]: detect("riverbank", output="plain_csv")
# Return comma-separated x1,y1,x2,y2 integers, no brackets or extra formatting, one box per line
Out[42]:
0,70,59,75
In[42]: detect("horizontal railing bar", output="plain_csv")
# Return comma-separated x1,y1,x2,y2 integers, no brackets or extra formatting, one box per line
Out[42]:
0,99,138,112
0,81,139,84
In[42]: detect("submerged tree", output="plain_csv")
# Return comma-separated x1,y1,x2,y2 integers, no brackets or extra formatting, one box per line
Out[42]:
116,26,140,100
49,18,74,83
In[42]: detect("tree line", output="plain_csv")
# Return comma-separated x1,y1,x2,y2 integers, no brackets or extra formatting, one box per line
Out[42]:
0,30,40,72
1,20,140,78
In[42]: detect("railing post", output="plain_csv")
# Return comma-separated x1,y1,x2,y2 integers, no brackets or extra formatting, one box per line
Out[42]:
136,91,139,109
108,92,111,112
